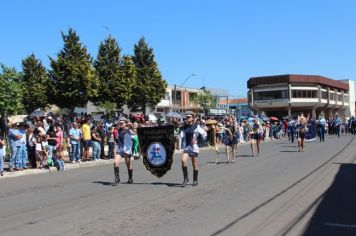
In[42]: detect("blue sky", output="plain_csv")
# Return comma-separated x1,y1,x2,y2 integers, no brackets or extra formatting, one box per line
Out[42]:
1,0,356,98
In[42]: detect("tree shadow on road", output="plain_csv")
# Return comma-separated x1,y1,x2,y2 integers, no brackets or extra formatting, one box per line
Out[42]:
301,163,356,236
92,181,185,188
281,163,356,236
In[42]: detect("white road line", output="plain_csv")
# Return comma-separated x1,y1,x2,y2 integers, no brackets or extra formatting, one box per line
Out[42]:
325,222,356,229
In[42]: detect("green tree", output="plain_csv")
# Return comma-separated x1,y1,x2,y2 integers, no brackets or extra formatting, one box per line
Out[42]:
94,36,134,109
0,63,23,116
130,37,167,115
192,90,217,115
22,54,50,113
49,28,99,111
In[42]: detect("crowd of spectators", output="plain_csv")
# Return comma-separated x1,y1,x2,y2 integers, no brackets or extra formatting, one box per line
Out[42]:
0,111,355,177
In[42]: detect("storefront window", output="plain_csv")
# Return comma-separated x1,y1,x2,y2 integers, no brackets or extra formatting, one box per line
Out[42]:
254,90,288,100
292,90,317,98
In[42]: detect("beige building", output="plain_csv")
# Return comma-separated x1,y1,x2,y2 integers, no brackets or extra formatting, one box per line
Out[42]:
248,74,355,120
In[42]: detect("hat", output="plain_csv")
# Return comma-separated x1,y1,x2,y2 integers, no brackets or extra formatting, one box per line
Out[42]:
185,111,195,118
10,122,18,127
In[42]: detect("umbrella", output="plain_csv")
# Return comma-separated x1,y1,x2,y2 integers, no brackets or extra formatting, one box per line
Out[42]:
269,116,279,121
166,112,182,119
29,109,46,118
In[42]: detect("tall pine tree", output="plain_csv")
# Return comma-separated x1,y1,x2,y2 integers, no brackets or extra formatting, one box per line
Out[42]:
94,35,134,109
130,37,167,115
0,63,23,116
22,54,50,113
49,28,99,111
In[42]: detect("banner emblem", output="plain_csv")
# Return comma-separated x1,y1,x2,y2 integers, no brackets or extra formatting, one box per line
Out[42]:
137,125,175,178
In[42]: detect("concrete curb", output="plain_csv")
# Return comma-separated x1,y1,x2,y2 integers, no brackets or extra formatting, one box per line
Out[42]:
0,160,114,179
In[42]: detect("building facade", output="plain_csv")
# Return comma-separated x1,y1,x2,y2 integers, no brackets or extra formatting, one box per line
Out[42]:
152,85,202,117
219,98,252,119
247,74,355,120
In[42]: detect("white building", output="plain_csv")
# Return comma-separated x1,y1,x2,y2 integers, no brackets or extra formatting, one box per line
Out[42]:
247,74,355,120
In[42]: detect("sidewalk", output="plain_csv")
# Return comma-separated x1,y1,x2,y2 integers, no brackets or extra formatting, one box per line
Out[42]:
1,146,115,179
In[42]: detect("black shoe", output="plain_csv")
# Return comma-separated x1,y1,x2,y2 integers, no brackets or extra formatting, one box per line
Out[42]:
182,166,189,185
114,176,120,185
127,178,133,184
193,170,198,186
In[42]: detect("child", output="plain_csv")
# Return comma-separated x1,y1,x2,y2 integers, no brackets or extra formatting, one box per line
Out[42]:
35,136,45,168
132,128,140,159
41,135,52,167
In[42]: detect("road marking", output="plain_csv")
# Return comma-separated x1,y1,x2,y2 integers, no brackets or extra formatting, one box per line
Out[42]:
325,222,356,229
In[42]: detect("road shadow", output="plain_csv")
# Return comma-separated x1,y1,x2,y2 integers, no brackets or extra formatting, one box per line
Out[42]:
206,161,229,165
281,145,297,148
280,150,299,153
236,154,253,158
92,181,116,186
92,181,185,188
286,163,356,236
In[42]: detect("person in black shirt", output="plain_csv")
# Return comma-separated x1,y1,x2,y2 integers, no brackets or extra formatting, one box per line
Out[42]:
250,118,261,157
46,125,57,166
223,116,238,163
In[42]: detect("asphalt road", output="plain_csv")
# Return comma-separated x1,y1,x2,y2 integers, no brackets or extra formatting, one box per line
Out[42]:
0,134,355,236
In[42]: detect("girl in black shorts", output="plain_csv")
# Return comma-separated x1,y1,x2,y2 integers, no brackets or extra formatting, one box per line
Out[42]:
250,118,261,157
297,115,307,152
223,116,238,163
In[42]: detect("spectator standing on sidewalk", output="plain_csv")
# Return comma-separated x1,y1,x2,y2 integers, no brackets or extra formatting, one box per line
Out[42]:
97,123,106,159
106,126,115,159
0,134,5,176
35,136,45,168
54,123,64,170
69,122,81,163
91,126,102,161
8,123,23,172
27,127,36,168
18,122,28,169
81,118,91,161
55,124,63,160
46,125,57,167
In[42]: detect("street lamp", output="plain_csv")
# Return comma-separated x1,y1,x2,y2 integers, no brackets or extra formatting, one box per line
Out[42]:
174,74,198,112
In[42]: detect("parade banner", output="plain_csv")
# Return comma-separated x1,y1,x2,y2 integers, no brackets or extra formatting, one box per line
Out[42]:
137,125,175,178
305,120,317,142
